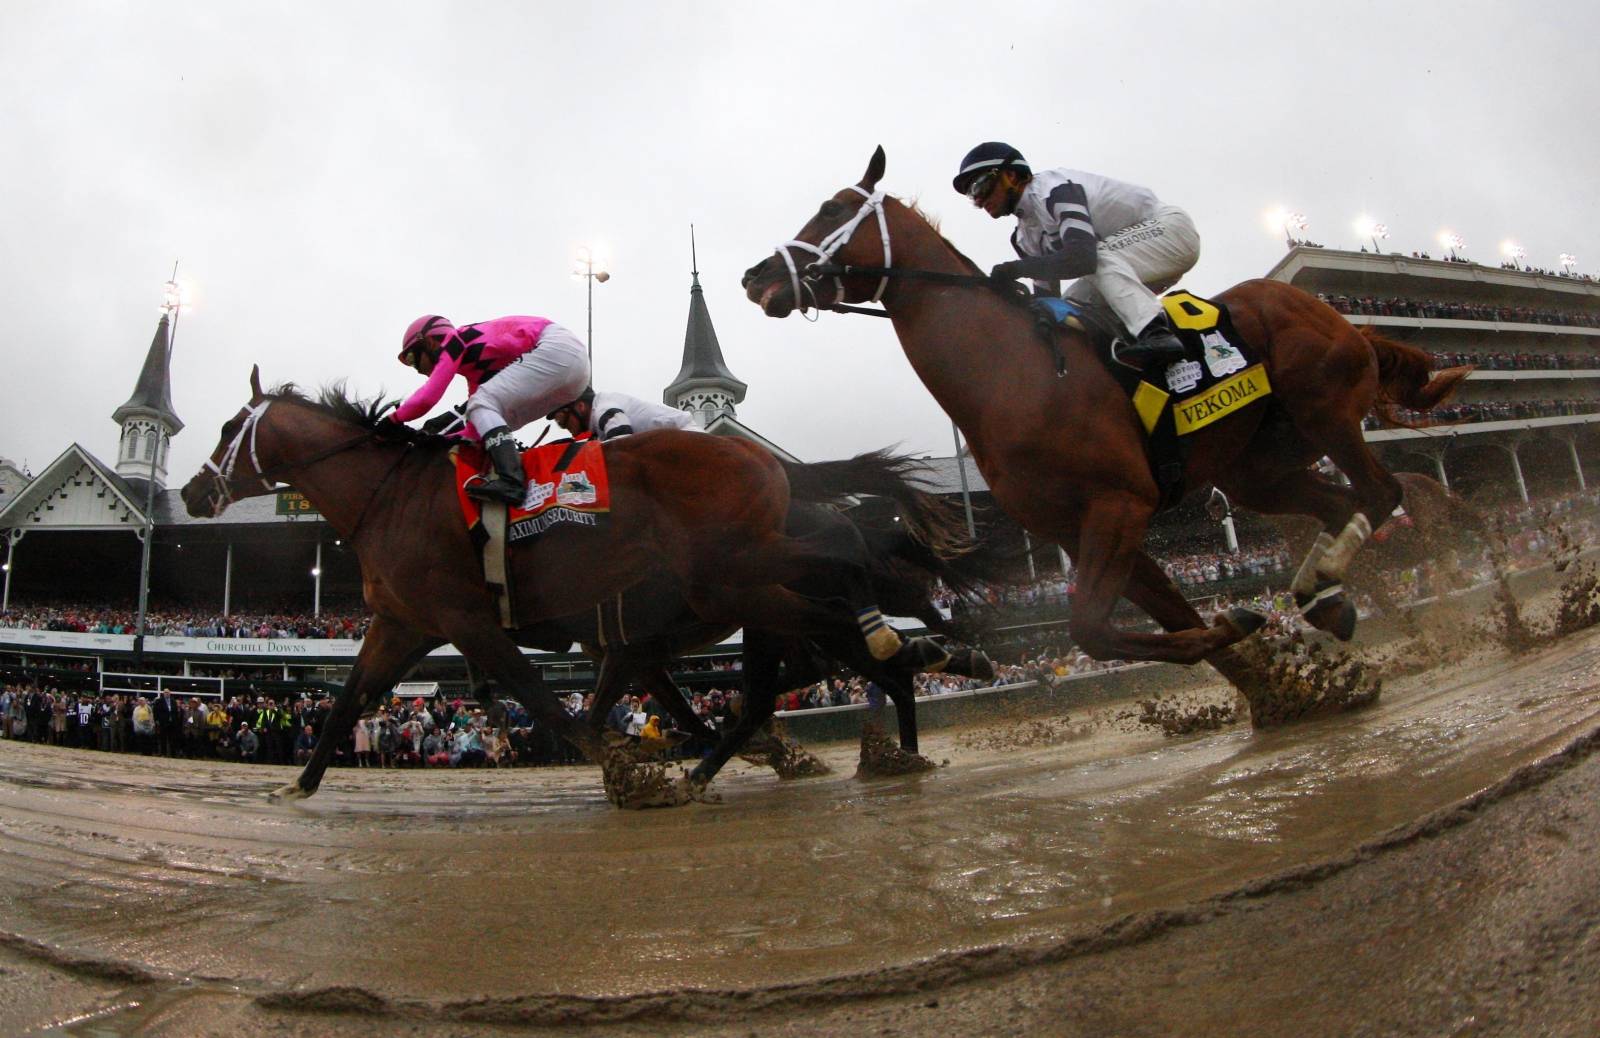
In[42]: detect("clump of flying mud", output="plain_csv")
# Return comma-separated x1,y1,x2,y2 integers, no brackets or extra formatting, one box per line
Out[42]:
737,720,832,780
1547,515,1600,638
600,744,691,809
1134,697,1239,736
954,715,1093,752
855,722,938,776
1225,626,1382,728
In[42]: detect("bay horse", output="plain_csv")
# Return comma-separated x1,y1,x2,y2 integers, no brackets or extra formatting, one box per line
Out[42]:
741,147,1471,678
181,369,945,799
276,447,1000,800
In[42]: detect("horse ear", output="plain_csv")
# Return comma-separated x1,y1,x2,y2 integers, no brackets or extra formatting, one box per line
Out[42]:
858,145,886,191
249,365,263,399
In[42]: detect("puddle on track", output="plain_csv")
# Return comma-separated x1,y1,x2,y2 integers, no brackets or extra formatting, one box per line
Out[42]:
3,629,1600,1010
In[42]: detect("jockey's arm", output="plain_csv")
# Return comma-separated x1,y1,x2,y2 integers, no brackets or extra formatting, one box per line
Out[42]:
992,179,1098,286
593,405,635,441
391,343,465,423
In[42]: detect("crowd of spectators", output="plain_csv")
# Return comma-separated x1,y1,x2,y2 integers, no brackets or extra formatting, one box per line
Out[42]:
1499,261,1596,283
1430,349,1600,371
0,686,602,768
1367,397,1600,429
0,606,370,640
1318,293,1600,329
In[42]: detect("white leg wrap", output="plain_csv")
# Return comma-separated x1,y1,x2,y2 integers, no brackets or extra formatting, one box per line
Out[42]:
1317,513,1373,581
1292,532,1336,598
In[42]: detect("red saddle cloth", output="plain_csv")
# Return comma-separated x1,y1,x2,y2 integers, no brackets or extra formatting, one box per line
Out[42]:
453,436,611,542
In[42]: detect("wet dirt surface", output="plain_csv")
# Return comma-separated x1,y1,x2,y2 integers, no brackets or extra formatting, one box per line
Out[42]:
5,616,1600,1035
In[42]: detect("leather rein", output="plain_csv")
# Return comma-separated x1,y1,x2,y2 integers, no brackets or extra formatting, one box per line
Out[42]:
204,400,411,544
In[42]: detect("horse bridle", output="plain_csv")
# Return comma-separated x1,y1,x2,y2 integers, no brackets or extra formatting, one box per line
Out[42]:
771,186,995,319
200,400,398,540
772,186,892,318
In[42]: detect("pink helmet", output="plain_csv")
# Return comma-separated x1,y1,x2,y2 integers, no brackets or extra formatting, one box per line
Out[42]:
399,315,454,364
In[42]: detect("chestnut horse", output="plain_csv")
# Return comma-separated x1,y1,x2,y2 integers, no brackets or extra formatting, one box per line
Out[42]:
181,369,934,797
742,147,1471,674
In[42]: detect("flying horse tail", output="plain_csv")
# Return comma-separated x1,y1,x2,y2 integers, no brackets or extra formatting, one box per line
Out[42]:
779,449,974,559
1359,325,1475,429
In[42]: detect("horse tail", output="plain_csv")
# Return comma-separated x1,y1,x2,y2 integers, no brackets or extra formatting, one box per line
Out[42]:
1360,325,1474,427
780,449,971,558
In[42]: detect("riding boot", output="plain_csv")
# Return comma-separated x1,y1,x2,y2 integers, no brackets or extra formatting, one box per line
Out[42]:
468,426,527,505
1115,313,1187,370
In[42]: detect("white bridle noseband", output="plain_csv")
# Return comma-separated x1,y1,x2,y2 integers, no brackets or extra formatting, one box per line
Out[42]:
773,185,891,318
201,400,280,511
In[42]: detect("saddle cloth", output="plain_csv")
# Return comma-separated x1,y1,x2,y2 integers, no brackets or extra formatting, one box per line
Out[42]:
1035,289,1272,511
452,436,612,544
1133,290,1273,438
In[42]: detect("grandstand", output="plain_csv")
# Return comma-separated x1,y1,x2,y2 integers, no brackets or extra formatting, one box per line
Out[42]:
4,247,1596,700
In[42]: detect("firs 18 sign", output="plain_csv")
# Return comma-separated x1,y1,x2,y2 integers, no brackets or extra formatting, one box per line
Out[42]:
275,491,320,518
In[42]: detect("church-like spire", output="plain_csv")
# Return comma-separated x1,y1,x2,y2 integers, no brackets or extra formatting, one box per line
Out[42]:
112,311,184,488
665,227,747,426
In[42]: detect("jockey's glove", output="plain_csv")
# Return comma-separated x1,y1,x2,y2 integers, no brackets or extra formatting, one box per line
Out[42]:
989,260,1028,285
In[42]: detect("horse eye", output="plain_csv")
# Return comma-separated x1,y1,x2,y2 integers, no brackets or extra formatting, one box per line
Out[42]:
819,200,844,218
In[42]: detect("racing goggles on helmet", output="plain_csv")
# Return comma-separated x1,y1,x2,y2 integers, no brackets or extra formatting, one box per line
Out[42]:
965,171,999,203
398,317,450,366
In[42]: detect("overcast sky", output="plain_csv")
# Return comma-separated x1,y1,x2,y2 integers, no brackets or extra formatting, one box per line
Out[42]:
3,1,1597,484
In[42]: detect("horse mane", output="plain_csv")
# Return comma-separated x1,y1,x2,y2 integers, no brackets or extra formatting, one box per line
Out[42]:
893,196,1034,310
266,381,459,450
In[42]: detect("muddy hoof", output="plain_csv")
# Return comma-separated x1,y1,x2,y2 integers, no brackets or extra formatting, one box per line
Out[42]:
682,775,721,804
268,782,310,802
1305,596,1358,642
1219,606,1268,638
947,647,995,681
857,723,939,776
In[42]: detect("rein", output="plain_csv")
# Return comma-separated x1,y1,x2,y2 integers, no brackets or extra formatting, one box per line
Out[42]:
204,398,411,542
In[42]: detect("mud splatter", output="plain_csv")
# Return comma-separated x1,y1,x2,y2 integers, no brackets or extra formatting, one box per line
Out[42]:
737,721,832,780
1224,629,1382,727
1135,697,1239,736
600,745,691,809
1554,559,1600,637
954,716,1093,753
856,723,938,776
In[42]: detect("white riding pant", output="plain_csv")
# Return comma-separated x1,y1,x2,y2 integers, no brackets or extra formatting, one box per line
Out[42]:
1063,205,1200,336
465,324,591,436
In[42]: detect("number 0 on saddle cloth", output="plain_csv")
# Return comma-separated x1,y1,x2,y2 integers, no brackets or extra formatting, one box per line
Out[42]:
452,437,612,544
1133,291,1273,436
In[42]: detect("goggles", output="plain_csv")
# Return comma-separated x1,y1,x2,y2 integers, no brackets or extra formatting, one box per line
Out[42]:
965,171,999,203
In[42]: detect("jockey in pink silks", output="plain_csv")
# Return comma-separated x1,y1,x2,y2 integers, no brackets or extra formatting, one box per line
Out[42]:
390,314,591,505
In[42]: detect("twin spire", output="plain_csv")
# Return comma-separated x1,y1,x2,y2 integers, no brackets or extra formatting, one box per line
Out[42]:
664,227,746,426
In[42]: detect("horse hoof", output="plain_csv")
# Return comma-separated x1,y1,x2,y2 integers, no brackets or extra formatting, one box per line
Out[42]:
1220,606,1268,638
269,782,310,802
947,648,996,681
1306,597,1358,641
682,775,721,804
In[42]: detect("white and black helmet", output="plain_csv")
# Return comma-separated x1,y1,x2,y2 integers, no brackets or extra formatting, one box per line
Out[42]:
952,142,1031,194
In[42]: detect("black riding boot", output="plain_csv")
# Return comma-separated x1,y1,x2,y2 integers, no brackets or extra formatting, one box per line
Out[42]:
1115,313,1187,370
468,426,527,505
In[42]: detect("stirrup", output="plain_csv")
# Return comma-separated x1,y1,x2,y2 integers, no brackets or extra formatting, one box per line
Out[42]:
467,478,524,505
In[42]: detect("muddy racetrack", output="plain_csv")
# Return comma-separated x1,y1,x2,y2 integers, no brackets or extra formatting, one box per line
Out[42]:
5,598,1600,1036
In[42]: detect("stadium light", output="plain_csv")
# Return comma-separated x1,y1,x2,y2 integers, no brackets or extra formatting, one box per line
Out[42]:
1502,241,1526,269
1560,253,1578,273
1439,232,1465,260
1355,216,1388,253
1265,207,1306,246
572,245,610,378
